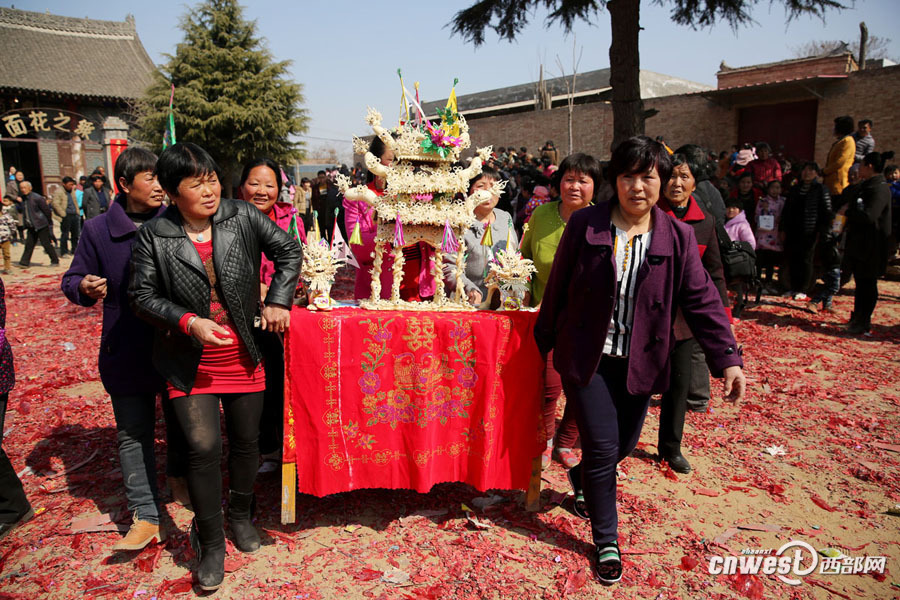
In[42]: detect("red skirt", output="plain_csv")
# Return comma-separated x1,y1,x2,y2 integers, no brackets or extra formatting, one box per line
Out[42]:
168,324,265,399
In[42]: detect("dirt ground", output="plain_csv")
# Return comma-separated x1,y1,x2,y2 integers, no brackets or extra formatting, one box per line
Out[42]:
0,253,898,599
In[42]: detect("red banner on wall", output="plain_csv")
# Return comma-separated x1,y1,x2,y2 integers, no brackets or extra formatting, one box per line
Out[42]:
108,139,128,194
284,308,545,497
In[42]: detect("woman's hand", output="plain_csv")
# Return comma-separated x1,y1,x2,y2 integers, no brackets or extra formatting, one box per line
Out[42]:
466,289,483,306
260,303,290,333
191,318,233,347
79,274,107,300
722,365,746,403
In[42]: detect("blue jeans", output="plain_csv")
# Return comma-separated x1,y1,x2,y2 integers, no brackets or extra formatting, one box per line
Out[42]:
110,394,162,524
811,266,841,307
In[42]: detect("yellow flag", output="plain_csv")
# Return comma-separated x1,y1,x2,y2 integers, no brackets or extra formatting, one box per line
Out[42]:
445,78,459,136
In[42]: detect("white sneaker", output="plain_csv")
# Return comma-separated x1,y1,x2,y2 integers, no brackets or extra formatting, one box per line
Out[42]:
793,292,808,301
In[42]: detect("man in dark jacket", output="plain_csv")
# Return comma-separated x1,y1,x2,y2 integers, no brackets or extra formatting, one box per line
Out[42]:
81,175,110,221
840,152,892,334
16,181,59,267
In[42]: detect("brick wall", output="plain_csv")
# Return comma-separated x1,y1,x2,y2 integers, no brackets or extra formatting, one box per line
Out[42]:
815,65,900,166
460,64,899,166
644,94,735,155
466,103,614,160
717,54,855,89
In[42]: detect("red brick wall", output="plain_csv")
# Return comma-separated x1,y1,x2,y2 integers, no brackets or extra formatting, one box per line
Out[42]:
815,65,900,167
465,103,614,160
717,55,855,89
461,64,899,166
644,94,736,155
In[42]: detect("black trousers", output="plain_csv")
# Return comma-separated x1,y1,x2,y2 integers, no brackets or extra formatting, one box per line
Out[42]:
852,276,879,328
658,338,697,458
0,393,31,523
171,392,263,521
257,331,284,456
18,226,58,266
786,235,816,294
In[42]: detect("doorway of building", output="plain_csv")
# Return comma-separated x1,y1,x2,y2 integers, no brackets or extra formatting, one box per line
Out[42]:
1,139,42,194
738,99,818,163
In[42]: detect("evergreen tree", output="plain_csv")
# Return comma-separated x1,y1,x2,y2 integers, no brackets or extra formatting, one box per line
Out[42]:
134,0,307,191
450,0,844,150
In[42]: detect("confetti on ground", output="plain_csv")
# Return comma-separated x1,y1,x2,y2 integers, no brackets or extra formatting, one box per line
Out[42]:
0,265,898,598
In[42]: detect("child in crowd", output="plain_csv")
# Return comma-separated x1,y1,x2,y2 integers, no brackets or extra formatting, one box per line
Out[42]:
724,197,756,318
754,180,786,293
725,198,756,247
0,209,15,273
729,172,761,232
522,185,550,224
886,165,900,260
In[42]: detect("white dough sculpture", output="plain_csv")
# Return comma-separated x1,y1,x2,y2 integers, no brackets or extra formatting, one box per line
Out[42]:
483,250,537,311
336,96,501,312
300,237,345,311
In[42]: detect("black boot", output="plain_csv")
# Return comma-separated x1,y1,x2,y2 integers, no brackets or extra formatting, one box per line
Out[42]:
227,490,260,553
189,512,226,591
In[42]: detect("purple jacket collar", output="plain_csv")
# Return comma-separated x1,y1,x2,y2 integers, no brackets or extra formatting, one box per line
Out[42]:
584,202,674,257
106,194,165,239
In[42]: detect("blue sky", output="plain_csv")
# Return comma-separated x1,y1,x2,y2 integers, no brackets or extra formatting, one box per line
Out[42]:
13,1,899,157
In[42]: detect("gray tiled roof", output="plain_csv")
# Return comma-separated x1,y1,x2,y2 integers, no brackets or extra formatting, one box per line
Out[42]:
0,7,156,101
422,68,711,116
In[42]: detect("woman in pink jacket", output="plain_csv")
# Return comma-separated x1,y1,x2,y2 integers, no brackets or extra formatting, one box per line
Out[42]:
343,136,436,301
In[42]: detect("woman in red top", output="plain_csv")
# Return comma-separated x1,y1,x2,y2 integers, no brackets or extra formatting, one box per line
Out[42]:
130,144,301,591
238,158,304,473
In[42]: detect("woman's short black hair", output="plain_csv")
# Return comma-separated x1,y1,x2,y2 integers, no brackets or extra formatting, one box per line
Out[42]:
239,158,283,198
366,135,397,184
863,151,895,173
468,164,500,193
552,152,602,199
155,142,222,197
606,136,673,191
737,171,753,182
834,116,855,137
300,177,311,185
672,144,710,182
114,147,158,189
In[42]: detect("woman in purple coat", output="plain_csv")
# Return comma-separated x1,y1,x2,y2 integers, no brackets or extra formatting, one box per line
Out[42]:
61,148,187,552
535,137,746,585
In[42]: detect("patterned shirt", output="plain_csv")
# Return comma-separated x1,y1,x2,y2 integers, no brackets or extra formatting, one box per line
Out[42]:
603,225,652,357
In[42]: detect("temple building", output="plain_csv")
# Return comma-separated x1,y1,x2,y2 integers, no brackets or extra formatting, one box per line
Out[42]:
0,6,155,196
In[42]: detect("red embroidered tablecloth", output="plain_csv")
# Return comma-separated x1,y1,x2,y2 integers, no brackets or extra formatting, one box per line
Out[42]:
283,307,545,497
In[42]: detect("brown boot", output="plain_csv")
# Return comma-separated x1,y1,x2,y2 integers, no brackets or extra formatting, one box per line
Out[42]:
167,476,192,509
112,514,163,551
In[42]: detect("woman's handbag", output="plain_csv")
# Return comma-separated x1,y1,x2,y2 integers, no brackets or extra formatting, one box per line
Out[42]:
716,221,756,282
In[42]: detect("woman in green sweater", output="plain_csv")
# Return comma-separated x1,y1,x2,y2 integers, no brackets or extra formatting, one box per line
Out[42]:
521,153,601,471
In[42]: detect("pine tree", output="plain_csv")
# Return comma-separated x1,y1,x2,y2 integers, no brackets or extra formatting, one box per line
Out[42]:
134,0,307,191
450,0,844,150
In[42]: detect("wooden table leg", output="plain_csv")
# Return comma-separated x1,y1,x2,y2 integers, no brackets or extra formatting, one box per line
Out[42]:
281,462,296,524
525,455,542,511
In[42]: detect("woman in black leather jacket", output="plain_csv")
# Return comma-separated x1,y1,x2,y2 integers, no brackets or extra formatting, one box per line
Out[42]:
129,143,301,591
